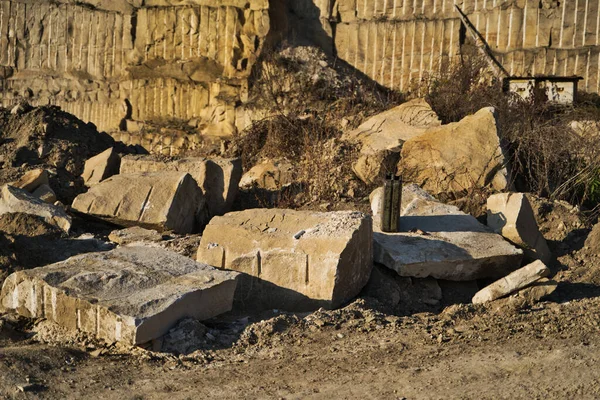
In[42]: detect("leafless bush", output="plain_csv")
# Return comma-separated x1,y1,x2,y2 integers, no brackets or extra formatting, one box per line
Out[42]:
424,56,600,211
229,45,402,207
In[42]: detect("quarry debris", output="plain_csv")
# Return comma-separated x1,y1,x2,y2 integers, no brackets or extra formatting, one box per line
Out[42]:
399,107,510,195
487,192,552,264
344,99,441,184
472,260,551,304
119,155,242,217
31,184,57,204
81,148,121,187
12,169,49,193
239,159,295,190
0,247,239,345
0,185,71,233
196,209,373,311
71,171,206,234
372,184,523,280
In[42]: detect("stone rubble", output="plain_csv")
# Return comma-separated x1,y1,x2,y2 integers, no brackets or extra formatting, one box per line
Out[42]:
472,260,551,304
0,185,71,233
120,156,242,217
487,192,552,264
71,171,207,234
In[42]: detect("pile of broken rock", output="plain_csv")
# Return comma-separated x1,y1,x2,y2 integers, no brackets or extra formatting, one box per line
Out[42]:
0,105,560,352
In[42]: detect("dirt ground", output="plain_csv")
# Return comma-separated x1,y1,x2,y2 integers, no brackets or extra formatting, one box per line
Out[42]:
0,195,600,399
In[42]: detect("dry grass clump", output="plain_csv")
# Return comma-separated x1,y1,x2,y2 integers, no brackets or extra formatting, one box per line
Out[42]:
229,45,402,207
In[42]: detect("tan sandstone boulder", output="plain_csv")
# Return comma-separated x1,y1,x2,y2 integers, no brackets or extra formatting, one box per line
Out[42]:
72,172,206,234
196,209,373,311
12,169,50,193
82,147,121,187
399,107,510,195
0,185,71,233
487,192,552,264
120,155,242,217
0,247,239,345
344,99,441,184
239,159,295,190
472,260,551,304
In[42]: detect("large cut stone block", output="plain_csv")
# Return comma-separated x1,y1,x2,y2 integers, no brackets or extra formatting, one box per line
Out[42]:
196,209,373,311
487,192,552,264
0,185,71,233
373,184,523,281
120,156,242,217
0,247,239,345
72,172,206,234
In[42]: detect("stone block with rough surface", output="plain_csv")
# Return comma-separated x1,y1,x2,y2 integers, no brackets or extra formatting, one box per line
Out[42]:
399,108,510,195
196,209,373,311
487,192,552,264
72,171,206,234
374,184,523,281
12,169,50,193
120,156,241,217
0,185,71,233
0,247,239,345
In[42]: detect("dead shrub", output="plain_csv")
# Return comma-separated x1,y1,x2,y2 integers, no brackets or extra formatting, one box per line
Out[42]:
229,45,402,207
424,56,600,212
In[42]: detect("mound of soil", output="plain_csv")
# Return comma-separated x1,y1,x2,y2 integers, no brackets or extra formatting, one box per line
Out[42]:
0,105,115,204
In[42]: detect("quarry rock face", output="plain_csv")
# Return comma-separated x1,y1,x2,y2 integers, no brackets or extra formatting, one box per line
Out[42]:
0,247,239,345
333,0,600,94
373,184,523,281
344,99,441,185
196,209,373,311
487,192,552,264
120,155,241,217
399,107,510,195
72,171,206,234
472,260,551,304
82,148,121,187
0,0,270,144
0,185,71,233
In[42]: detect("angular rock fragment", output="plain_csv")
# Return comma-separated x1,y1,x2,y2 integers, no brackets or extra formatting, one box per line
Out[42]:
12,169,49,193
81,148,121,187
0,247,239,345
373,184,523,280
108,226,164,245
399,107,510,195
32,184,57,204
0,185,71,233
487,192,552,264
472,260,551,304
120,156,241,217
197,209,373,311
343,99,441,184
72,172,206,234
239,159,295,190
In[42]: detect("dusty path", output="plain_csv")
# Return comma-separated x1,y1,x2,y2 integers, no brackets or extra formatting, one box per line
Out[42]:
2,296,600,400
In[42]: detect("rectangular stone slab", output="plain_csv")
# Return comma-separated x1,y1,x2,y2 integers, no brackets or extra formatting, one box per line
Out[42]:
197,209,373,311
120,156,242,217
71,171,206,234
0,247,239,345
374,184,523,281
